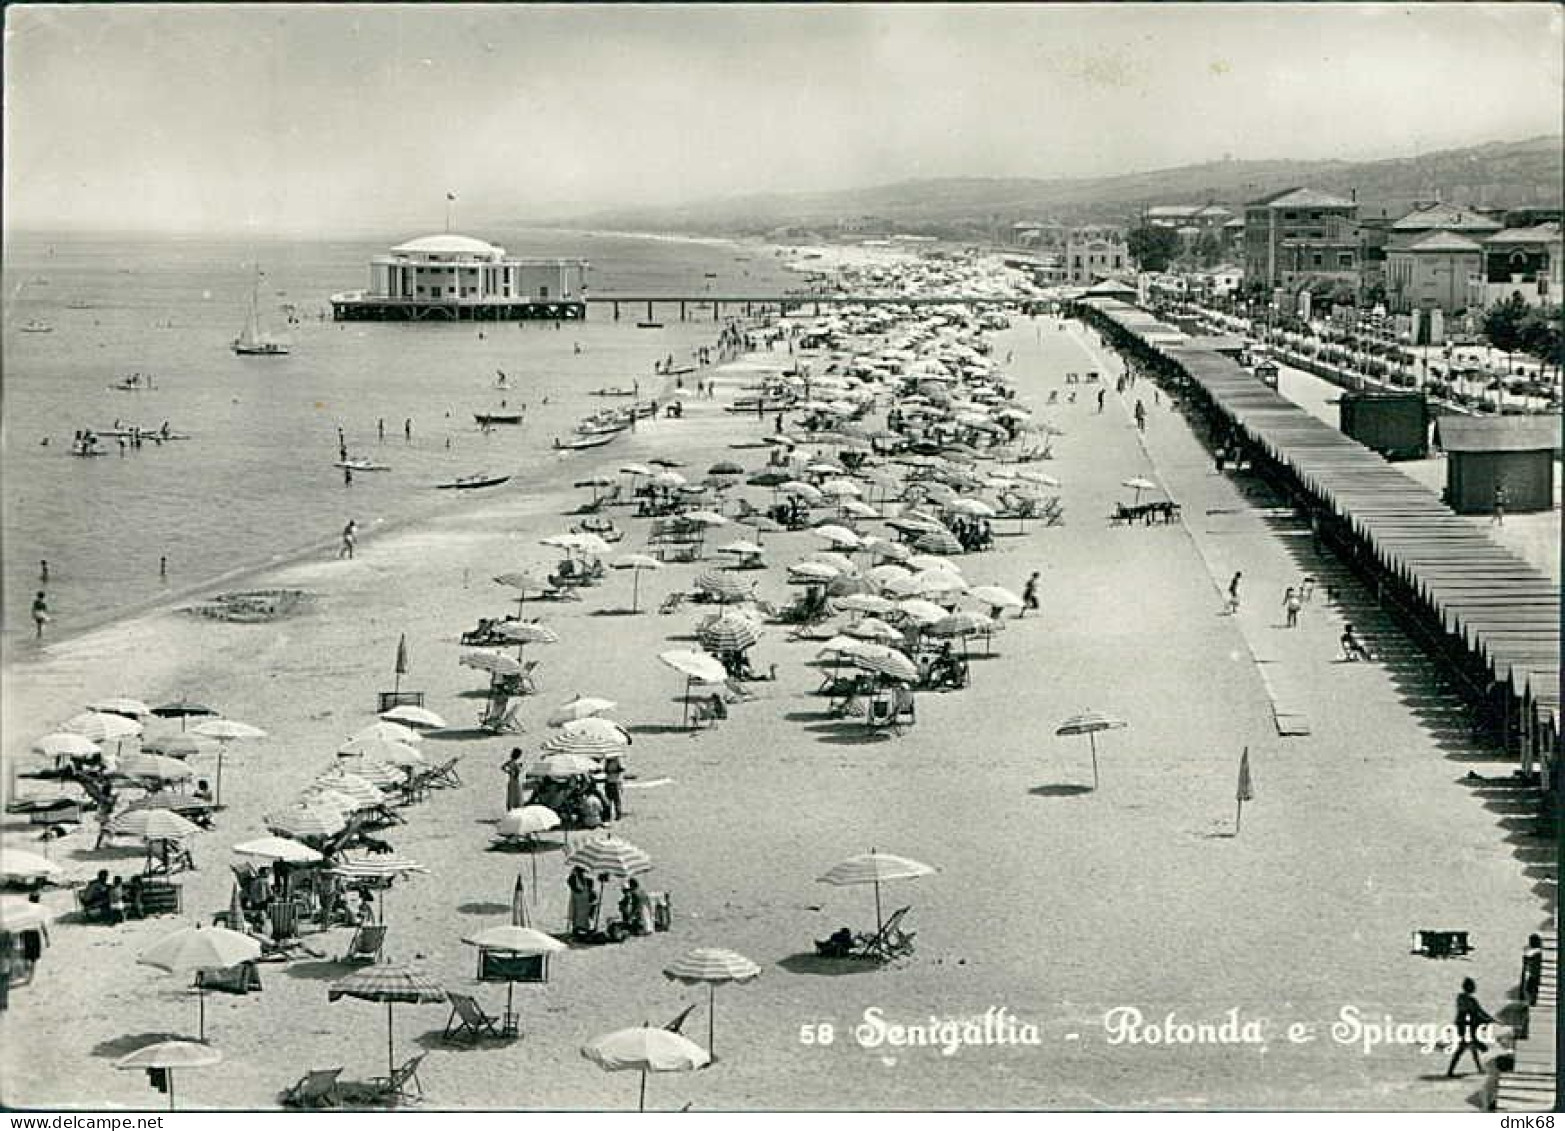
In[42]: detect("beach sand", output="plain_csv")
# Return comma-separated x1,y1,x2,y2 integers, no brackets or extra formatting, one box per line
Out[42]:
0,310,1550,1111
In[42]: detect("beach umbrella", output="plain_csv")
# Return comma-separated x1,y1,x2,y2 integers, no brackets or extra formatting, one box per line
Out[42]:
330,856,429,922
351,721,423,746
547,696,618,726
663,948,761,1060
462,922,566,1028
87,697,152,719
867,563,914,588
818,849,936,938
143,733,219,761
1014,468,1059,487
328,963,447,1080
337,737,424,768
612,554,663,614
542,718,632,759
685,510,729,528
907,554,962,576
391,634,410,697
312,772,388,809
715,539,765,559
63,711,142,743
949,498,996,518
708,460,746,477
0,895,50,933
693,570,754,605
494,571,553,616
460,650,524,677
913,529,963,556
620,462,655,479
379,705,447,729
809,550,858,576
698,612,761,654
779,481,823,504
1122,477,1158,505
495,621,560,661
332,756,405,788
31,732,101,759
582,1027,709,1111
190,719,266,807
746,470,790,488
835,593,896,617
818,478,863,499
566,835,653,878
120,793,216,820
813,524,862,549
115,753,195,784
264,803,347,842
1054,711,1128,790
526,753,599,780
0,847,63,883
232,836,322,865
139,924,262,1040
928,611,993,639
839,499,878,520
786,561,839,583
151,699,218,731
115,1040,222,1111
849,644,919,685
969,585,1023,613
825,574,875,598
497,806,561,839
658,649,728,727
846,617,903,644
109,808,200,842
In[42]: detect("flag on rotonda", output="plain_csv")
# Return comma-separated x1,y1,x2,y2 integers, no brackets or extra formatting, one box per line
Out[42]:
1236,747,1254,803
394,634,409,677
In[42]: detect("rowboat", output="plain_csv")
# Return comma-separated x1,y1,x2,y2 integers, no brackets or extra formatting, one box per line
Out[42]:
437,473,511,490
475,412,524,426
554,431,619,451
635,321,664,330
335,460,391,472
589,387,637,398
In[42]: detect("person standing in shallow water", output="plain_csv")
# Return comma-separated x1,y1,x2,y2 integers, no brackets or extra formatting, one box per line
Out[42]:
31,591,50,639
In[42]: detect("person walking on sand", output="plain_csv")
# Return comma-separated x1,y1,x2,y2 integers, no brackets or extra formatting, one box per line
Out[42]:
1283,586,1302,628
502,748,525,812
1492,481,1507,526
1446,977,1494,1077
1521,933,1544,1008
1096,387,1105,413
31,591,49,639
1134,399,1147,433
404,418,412,443
1021,571,1040,617
1225,571,1242,615
603,754,625,822
339,519,357,560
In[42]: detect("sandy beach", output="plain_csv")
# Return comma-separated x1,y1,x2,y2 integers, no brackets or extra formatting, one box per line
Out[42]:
0,284,1552,1111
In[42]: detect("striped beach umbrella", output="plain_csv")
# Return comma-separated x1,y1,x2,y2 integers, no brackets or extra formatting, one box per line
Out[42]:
846,617,903,644
526,752,599,780
818,848,937,938
120,792,216,818
332,756,405,788
495,621,560,646
698,612,761,654
663,947,761,1059
786,561,839,583
109,808,201,841
913,529,964,555
328,963,447,1079
542,717,631,759
337,738,424,768
566,835,653,878
694,570,754,604
834,593,896,616
1055,711,1128,790
264,803,347,842
848,644,919,684
809,550,858,576
460,650,524,677
895,598,948,625
312,771,387,809
927,611,993,638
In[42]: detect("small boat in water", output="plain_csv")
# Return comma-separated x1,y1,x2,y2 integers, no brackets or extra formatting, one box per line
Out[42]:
635,321,664,330
589,387,638,398
21,320,53,333
233,266,289,355
475,411,524,426
335,459,391,472
554,431,620,451
437,472,511,490
666,365,696,376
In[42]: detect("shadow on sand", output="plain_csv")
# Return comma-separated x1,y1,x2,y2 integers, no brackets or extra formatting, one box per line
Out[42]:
777,952,884,977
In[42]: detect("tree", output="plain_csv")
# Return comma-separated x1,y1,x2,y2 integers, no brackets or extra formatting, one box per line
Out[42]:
1193,230,1224,269
1126,226,1181,273
1483,292,1532,354
1519,305,1561,362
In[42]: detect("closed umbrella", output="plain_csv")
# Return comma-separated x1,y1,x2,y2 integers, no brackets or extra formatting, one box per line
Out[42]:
1055,711,1127,789
391,634,410,698
612,554,663,614
818,849,937,938
582,1027,709,1111
115,1040,222,1111
328,963,447,1080
663,948,760,1060
139,924,262,1039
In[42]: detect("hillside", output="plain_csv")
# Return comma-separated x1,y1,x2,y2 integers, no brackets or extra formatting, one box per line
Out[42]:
550,136,1562,238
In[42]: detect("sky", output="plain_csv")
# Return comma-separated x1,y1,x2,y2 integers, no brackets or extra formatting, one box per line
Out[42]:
4,3,1561,234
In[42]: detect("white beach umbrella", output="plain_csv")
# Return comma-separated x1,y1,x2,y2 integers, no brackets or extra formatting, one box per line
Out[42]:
232,836,323,864
379,705,448,729
63,711,142,742
0,846,64,883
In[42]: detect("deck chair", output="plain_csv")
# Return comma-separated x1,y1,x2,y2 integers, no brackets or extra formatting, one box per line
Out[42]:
865,693,897,733
281,1067,343,1109
664,1003,698,1034
480,699,523,734
427,756,463,788
443,991,504,1042
341,923,387,963
852,906,916,962
658,592,687,615
361,1051,422,1107
891,687,917,731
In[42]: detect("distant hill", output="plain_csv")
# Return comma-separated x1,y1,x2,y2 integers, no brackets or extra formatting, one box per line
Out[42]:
547,136,1562,238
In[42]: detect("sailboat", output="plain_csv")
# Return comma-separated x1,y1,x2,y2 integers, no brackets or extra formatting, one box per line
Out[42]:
233,268,289,356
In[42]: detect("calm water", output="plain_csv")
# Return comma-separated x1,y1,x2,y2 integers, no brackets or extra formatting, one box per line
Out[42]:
1,229,799,641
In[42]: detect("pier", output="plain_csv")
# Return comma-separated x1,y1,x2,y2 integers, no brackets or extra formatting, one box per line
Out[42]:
585,293,1018,321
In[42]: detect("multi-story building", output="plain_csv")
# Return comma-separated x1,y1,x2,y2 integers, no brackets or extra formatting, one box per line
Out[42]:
1065,226,1129,285
1144,204,1235,234
1471,222,1562,309
1385,231,1485,315
331,234,589,321
1243,187,1360,292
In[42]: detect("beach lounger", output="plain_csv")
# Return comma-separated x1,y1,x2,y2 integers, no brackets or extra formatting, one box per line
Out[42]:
852,906,916,962
281,1067,343,1109
443,991,505,1042
341,923,387,964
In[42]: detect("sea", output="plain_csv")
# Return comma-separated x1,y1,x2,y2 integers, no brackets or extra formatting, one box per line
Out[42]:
1,228,803,643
